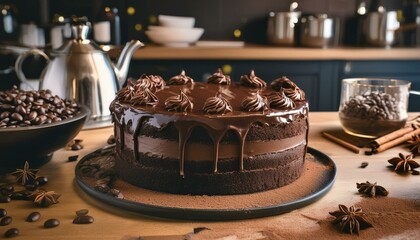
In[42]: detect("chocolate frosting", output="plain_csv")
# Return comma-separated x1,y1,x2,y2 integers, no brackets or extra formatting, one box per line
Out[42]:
203,93,233,114
135,74,160,92
145,74,166,91
240,70,267,88
111,81,308,176
267,91,296,109
130,87,158,106
164,91,193,112
241,90,267,112
116,80,158,106
207,68,231,85
271,76,306,101
167,70,194,85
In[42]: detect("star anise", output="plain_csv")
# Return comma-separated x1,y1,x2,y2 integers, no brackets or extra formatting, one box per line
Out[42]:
11,161,39,185
329,204,373,235
30,190,61,208
356,181,388,197
407,134,420,156
388,153,420,173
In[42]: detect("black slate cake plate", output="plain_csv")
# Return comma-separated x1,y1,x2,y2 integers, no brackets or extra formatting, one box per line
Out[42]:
75,146,336,221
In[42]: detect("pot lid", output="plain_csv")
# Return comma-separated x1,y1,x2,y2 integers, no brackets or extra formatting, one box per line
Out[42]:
54,17,102,54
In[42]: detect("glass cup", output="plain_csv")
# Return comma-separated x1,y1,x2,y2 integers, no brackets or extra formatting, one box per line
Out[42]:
338,78,411,138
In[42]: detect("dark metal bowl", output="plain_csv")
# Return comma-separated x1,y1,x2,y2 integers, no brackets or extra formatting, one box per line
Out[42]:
0,105,89,173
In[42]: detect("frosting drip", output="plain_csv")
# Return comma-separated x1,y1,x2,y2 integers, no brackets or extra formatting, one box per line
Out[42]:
167,70,194,85
111,82,309,176
271,76,306,101
267,91,296,109
165,91,193,112
241,91,267,112
207,68,231,85
203,93,233,114
240,70,267,88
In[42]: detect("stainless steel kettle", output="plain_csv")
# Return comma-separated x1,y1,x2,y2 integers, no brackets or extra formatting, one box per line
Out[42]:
15,21,144,128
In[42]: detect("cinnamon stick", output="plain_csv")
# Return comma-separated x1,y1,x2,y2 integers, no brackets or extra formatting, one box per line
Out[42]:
322,132,360,153
370,126,415,148
373,128,420,153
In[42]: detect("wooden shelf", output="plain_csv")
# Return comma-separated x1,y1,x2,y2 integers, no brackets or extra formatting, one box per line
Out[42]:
129,44,420,61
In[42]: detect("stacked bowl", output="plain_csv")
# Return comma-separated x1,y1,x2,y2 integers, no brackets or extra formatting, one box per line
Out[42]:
145,15,204,47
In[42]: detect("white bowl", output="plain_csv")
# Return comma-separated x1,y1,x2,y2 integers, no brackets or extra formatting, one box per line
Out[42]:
148,25,204,35
158,15,195,28
145,29,204,47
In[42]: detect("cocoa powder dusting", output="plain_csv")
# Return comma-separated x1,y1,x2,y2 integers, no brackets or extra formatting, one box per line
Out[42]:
191,197,420,240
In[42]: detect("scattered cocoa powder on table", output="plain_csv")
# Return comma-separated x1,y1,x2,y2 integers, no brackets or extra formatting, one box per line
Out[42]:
191,197,420,240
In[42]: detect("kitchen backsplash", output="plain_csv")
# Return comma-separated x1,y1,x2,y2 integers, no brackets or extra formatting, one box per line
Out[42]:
0,0,406,46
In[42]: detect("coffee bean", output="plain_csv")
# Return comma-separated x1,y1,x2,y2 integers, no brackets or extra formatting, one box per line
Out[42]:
73,215,94,224
71,143,83,151
76,209,89,216
0,216,12,226
0,111,10,119
68,155,79,162
0,87,81,128
35,176,48,186
44,218,60,228
360,162,369,168
0,208,6,218
4,228,19,238
0,184,14,193
0,195,11,203
25,182,39,191
10,112,23,122
10,190,32,200
26,212,41,222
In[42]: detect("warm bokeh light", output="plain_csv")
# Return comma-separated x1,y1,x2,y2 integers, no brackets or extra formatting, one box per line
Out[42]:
134,24,142,31
233,29,241,38
127,7,135,15
149,15,157,24
222,64,232,75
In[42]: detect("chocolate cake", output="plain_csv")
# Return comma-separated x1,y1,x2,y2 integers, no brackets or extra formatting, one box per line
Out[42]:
110,69,309,195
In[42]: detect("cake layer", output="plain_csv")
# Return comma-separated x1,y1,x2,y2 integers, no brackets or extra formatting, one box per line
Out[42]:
122,131,306,162
116,145,306,195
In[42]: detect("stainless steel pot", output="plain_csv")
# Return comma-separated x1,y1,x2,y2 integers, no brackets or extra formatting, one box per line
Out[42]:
267,11,301,45
300,14,338,48
365,11,400,47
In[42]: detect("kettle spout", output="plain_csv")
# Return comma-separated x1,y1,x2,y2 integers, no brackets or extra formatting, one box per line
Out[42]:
114,40,144,87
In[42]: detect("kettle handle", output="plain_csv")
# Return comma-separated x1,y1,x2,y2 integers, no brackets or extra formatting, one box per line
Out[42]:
14,49,50,90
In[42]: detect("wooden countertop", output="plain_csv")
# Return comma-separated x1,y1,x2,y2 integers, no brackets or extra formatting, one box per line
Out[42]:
130,45,420,61
0,112,419,239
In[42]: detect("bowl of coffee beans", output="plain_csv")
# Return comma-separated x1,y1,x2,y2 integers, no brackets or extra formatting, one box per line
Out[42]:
0,86,88,172
338,78,411,138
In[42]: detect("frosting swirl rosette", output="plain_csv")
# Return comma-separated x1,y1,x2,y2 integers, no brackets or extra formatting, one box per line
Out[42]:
116,80,136,102
167,70,194,85
267,90,296,109
240,70,267,88
165,91,193,112
271,76,306,101
203,93,233,114
140,74,166,91
207,68,231,85
130,87,158,106
241,91,267,112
